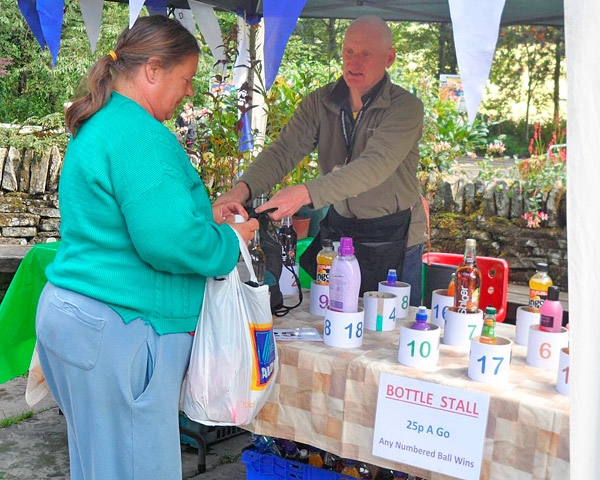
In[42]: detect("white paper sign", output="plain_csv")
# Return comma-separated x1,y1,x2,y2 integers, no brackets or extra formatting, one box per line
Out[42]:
373,373,490,480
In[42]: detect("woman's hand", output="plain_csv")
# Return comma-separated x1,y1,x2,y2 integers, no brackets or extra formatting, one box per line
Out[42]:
212,201,248,225
230,218,259,243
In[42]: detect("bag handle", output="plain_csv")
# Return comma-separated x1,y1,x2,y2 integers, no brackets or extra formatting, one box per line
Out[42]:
232,229,258,285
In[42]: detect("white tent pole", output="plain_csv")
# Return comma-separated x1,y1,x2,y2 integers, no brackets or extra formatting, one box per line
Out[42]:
565,0,600,477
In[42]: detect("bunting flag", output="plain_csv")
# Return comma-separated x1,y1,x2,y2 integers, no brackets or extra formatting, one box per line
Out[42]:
33,0,65,66
233,16,250,89
449,0,506,124
188,0,226,75
145,0,167,16
263,0,307,90
173,8,197,35
79,0,104,54
129,0,146,28
17,0,46,49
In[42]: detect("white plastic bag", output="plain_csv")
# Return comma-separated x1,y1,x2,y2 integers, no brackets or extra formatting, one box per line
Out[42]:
183,230,278,426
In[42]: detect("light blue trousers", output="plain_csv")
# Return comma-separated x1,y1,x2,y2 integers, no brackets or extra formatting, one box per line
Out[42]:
36,283,193,480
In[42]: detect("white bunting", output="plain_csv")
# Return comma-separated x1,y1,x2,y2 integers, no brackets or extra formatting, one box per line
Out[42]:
79,0,103,53
128,0,146,28
449,0,506,124
173,8,197,35
188,0,226,75
233,16,250,88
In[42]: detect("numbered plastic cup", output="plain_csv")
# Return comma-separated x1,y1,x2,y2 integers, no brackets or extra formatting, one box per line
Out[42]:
556,347,570,395
363,291,397,331
526,325,569,369
378,281,411,319
309,281,329,316
443,307,484,348
430,289,454,329
398,324,441,369
515,306,540,345
323,307,365,348
468,337,512,383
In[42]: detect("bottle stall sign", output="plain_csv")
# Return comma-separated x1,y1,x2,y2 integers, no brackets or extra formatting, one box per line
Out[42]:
372,373,490,480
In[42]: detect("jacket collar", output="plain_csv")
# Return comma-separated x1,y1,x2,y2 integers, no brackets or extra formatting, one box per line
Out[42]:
328,73,389,112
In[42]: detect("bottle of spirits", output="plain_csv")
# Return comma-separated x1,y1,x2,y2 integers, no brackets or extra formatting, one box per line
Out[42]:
248,229,266,285
277,217,297,267
454,239,482,314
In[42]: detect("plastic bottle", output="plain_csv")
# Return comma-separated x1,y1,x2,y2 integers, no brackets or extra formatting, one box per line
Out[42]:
328,237,361,313
298,448,309,464
528,262,553,312
250,434,281,457
539,286,563,332
307,448,324,468
248,229,266,285
454,239,482,314
480,306,498,344
278,217,297,267
358,462,374,479
386,268,398,286
411,306,431,330
340,459,361,478
316,238,337,285
447,272,456,297
374,469,394,480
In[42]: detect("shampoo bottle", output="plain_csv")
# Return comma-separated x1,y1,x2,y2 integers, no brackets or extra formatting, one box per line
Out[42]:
328,237,361,313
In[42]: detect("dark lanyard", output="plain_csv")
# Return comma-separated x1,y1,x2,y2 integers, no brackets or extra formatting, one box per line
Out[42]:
340,97,373,165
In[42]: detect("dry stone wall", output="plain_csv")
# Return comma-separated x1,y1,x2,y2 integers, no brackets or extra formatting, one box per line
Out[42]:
0,145,569,296
0,146,61,245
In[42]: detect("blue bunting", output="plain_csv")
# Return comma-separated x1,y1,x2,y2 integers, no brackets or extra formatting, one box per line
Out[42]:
146,0,168,16
17,0,46,49
263,0,307,90
37,0,65,66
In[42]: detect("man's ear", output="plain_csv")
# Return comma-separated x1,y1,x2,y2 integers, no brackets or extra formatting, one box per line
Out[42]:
144,57,162,83
386,48,396,68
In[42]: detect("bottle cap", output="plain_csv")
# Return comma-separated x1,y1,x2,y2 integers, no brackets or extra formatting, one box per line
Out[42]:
536,262,549,272
466,238,476,247
485,306,496,315
416,306,428,322
547,285,560,300
321,238,333,248
338,237,354,255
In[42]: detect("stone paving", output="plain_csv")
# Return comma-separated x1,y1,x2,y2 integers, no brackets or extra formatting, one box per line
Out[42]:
0,376,250,479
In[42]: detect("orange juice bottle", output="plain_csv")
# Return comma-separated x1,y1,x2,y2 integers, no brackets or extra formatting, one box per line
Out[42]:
316,238,337,285
480,307,498,344
528,262,553,312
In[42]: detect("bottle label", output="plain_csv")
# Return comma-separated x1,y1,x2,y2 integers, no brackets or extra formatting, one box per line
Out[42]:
540,313,554,330
481,324,495,338
316,264,331,285
456,285,480,314
529,288,548,310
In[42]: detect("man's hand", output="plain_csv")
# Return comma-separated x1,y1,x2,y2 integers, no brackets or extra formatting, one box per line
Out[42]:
213,182,250,207
255,184,311,221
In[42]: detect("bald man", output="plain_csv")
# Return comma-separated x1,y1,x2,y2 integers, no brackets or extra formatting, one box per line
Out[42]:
216,16,426,304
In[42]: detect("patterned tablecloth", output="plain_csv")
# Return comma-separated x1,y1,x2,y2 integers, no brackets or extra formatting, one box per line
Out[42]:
247,291,570,480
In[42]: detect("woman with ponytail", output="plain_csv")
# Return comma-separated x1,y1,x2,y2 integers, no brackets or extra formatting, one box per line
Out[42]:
35,15,258,480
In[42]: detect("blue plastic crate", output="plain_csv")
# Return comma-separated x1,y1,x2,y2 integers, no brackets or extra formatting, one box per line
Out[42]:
242,449,354,480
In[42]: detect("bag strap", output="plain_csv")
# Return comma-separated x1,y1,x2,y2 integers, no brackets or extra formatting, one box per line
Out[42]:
232,229,258,285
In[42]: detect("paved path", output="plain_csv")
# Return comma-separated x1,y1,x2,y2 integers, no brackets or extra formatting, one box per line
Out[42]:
0,377,250,479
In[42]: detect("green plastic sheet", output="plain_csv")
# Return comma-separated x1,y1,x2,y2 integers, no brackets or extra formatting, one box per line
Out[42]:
0,242,59,384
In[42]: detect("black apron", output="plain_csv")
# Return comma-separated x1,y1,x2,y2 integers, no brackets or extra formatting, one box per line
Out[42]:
299,207,411,295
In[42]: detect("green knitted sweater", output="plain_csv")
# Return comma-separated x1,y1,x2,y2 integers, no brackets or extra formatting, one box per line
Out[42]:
46,93,239,334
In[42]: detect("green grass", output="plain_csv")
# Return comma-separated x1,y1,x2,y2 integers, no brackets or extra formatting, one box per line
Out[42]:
0,411,34,428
